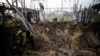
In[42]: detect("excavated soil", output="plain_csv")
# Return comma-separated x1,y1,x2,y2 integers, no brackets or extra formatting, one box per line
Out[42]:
25,22,100,56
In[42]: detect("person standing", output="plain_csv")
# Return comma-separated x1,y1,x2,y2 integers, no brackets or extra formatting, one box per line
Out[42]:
39,2,45,22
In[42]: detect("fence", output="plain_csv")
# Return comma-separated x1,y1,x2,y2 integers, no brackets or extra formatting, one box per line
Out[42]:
21,7,96,23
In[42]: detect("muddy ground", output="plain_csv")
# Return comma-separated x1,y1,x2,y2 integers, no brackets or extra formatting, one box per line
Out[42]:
24,22,100,56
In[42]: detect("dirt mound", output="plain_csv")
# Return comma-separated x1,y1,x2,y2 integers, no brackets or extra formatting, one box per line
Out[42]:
31,22,99,56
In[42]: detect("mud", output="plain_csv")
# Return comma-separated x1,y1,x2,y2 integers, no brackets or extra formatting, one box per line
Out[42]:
30,22,100,56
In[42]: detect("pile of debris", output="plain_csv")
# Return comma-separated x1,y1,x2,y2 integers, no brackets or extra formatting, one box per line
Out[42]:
30,22,100,56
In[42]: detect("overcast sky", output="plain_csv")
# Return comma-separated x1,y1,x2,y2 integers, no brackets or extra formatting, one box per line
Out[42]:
0,0,93,9
29,0,93,8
